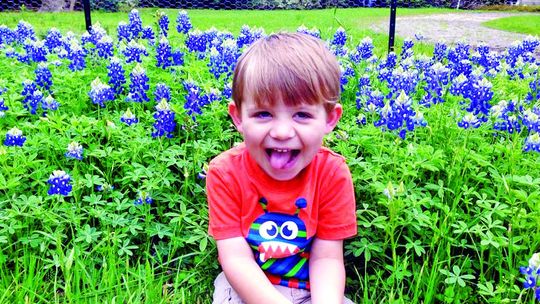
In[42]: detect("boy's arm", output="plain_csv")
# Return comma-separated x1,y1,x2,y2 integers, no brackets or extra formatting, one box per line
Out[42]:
309,238,346,304
217,237,292,304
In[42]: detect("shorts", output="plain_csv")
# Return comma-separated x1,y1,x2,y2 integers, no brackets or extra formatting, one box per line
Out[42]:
212,272,355,304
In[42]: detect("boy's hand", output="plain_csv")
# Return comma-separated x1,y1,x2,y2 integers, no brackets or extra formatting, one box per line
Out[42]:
309,238,346,304
217,237,292,304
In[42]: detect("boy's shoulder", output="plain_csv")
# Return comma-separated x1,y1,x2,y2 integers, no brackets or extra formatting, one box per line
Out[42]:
208,142,246,171
316,146,347,166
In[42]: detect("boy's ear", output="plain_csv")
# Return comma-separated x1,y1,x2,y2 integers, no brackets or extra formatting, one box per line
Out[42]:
324,103,343,134
228,101,243,134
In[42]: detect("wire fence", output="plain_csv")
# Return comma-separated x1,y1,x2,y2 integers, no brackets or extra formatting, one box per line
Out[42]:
0,0,521,12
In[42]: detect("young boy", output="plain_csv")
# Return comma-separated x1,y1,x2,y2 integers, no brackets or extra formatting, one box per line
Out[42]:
206,32,357,304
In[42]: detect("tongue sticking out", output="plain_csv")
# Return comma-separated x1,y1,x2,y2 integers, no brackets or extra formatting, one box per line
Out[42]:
269,150,293,169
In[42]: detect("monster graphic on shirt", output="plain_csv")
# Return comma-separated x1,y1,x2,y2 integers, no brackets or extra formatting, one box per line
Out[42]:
246,197,313,289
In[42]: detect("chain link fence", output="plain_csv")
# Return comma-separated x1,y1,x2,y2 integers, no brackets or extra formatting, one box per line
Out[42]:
0,0,521,12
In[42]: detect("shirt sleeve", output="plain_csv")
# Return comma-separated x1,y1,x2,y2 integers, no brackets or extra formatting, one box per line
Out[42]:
316,159,357,240
206,164,244,240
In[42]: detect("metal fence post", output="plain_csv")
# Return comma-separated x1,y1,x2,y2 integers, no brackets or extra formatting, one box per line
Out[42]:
83,0,92,32
388,0,397,53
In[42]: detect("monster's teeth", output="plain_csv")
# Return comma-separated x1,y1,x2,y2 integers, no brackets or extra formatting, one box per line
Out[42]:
259,252,267,262
262,243,270,252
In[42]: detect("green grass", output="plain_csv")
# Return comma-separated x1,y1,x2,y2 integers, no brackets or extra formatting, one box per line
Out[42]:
482,14,540,36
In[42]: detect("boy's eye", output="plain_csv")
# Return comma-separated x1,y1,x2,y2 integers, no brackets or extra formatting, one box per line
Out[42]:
254,111,272,119
295,112,312,119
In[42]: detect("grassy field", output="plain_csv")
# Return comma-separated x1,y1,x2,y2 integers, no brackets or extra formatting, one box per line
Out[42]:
1,6,540,304
482,14,540,36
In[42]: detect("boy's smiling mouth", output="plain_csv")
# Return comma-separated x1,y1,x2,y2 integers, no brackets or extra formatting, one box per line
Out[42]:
265,148,300,170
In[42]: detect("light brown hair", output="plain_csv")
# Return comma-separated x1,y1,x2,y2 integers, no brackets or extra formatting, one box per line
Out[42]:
232,32,341,113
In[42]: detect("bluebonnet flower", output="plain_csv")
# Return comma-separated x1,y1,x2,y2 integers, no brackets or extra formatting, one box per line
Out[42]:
400,38,414,60
172,48,184,66
176,10,192,34
526,68,539,103
152,99,176,138
27,90,44,115
0,25,15,45
183,81,205,119
331,27,347,49
88,23,107,46
387,66,419,98
519,252,540,300
0,95,8,117
96,35,114,59
524,133,540,153
117,21,130,42
134,191,153,205
120,108,138,126
156,36,172,69
123,40,148,64
154,83,171,102
4,127,26,147
45,27,63,51
466,77,493,120
363,90,385,113
42,95,59,112
458,113,482,129
202,88,221,105
89,77,115,107
340,64,355,92
421,62,450,107
208,39,240,79
349,37,374,63
237,25,265,49
107,57,126,96
491,100,521,134
126,64,149,103
157,11,169,37
65,141,83,160
15,20,35,44
15,50,30,64
128,9,143,39
81,31,92,47
522,108,540,133
356,113,367,126
373,90,426,139
142,26,155,45
67,40,86,71
25,39,48,63
35,63,53,91
21,79,37,108
186,30,208,54
296,25,320,39
433,40,447,62
47,170,72,196
222,82,232,100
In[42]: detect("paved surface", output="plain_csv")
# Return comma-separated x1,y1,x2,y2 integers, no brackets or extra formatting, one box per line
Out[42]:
370,12,539,52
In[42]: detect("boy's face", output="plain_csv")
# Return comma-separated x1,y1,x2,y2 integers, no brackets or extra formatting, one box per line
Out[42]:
229,95,342,181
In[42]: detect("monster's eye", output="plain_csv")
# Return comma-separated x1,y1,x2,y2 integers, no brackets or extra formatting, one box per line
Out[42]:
259,221,278,239
280,221,299,240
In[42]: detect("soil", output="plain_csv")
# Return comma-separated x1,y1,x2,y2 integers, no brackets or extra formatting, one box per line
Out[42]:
370,12,539,53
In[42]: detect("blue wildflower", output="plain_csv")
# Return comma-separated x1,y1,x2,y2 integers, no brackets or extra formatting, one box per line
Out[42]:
176,10,192,34
126,64,150,103
491,100,521,134
134,191,153,205
156,36,173,69
433,40,447,62
222,82,232,100
4,127,26,147
350,37,374,63
47,170,72,196
340,64,355,92
42,95,59,112
0,25,15,45
373,90,425,139
421,62,449,107
27,90,44,115
458,113,482,129
522,108,540,133
35,63,53,91
25,39,48,63
67,40,86,71
142,26,155,45
157,12,169,37
89,77,115,107
296,25,320,39
152,99,176,138
117,21,130,42
154,83,171,102
400,38,414,60
107,57,126,96
15,20,35,44
21,80,37,109
45,27,63,51
96,35,114,59
96,183,114,192
519,252,540,299
237,25,265,49
524,133,540,153
331,27,347,48
120,108,138,126
172,48,184,66
65,141,83,160
128,9,143,39
186,30,207,54
0,97,8,117
123,40,148,64
208,39,240,79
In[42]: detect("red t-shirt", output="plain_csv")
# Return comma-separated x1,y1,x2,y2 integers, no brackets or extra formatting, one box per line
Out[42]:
207,143,357,289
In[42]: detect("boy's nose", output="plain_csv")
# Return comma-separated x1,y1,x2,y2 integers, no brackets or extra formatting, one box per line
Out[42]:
269,122,295,140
